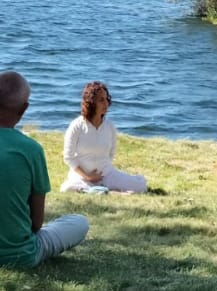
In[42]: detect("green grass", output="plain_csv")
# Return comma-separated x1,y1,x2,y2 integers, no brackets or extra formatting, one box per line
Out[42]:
1,131,217,291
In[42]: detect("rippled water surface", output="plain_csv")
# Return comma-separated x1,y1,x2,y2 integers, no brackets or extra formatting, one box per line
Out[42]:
1,0,217,140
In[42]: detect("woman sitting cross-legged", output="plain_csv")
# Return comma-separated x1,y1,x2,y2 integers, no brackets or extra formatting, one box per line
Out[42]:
60,81,147,194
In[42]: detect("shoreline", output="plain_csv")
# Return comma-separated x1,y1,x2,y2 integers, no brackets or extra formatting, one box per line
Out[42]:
22,127,217,143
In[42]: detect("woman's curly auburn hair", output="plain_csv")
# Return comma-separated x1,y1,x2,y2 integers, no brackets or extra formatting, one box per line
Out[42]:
81,81,112,121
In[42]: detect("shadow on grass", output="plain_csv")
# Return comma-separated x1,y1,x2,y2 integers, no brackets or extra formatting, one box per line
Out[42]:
8,197,214,289
100,222,215,248
45,197,211,223
3,208,217,290
8,238,217,290
147,187,168,196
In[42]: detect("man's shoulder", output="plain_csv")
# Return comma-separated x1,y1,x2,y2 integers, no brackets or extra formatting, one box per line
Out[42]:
15,130,44,153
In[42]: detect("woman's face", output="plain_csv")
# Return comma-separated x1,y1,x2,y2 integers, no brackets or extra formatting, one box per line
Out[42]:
95,89,109,116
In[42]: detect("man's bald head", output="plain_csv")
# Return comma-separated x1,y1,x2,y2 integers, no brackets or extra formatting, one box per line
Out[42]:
0,71,30,127
0,71,30,111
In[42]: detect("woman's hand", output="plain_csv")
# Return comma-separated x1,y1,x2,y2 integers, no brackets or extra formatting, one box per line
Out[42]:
74,166,103,183
84,169,103,183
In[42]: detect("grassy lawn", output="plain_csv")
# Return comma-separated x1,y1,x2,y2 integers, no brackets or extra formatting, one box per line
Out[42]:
1,131,217,291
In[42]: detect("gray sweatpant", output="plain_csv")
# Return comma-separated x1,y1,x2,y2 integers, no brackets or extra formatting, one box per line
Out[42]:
34,214,89,266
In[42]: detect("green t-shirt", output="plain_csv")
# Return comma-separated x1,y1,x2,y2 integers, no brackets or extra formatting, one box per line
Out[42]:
0,128,51,267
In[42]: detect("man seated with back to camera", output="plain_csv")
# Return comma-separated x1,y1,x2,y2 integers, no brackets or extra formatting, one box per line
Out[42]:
0,71,89,267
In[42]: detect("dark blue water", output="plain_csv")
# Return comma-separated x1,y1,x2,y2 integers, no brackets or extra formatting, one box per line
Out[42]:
1,0,217,140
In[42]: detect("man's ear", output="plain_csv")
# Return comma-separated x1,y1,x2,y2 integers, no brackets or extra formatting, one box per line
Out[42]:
18,102,29,116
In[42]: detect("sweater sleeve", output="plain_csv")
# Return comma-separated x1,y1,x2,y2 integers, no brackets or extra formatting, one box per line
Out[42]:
63,118,81,169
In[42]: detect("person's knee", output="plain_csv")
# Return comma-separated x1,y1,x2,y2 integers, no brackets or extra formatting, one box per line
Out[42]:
54,214,89,239
136,176,147,193
76,214,89,236
59,214,89,247
64,214,89,239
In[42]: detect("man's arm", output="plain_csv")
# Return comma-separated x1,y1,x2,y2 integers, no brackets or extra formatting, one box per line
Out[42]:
29,194,45,233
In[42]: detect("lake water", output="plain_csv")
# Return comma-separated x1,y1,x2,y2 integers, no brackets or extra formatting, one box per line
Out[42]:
1,0,217,140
